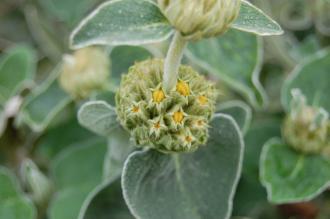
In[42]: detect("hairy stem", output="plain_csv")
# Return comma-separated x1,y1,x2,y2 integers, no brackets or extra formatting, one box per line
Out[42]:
163,31,187,92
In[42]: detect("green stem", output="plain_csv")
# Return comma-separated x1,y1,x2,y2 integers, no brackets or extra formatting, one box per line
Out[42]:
163,31,187,92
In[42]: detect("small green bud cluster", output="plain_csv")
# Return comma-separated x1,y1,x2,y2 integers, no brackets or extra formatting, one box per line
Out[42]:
59,47,110,99
283,90,330,157
158,0,241,41
116,59,217,153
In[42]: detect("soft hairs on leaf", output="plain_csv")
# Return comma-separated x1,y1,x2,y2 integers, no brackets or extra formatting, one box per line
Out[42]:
122,114,244,219
70,0,174,49
260,138,330,204
78,101,118,136
231,0,283,36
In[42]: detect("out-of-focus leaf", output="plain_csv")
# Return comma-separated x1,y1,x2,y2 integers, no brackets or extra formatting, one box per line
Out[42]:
39,0,100,26
260,138,330,204
79,179,134,219
36,116,97,160
122,114,243,219
282,49,330,112
232,0,283,36
233,117,281,216
103,127,134,182
18,65,71,132
0,45,36,104
217,100,252,134
78,101,118,137
77,127,134,219
187,29,266,108
70,0,173,49
0,167,37,219
0,106,6,137
20,159,53,205
110,46,152,85
48,139,107,219
289,35,321,61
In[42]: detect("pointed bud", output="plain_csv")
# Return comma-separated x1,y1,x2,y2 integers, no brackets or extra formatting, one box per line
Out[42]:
158,0,241,41
20,159,53,205
59,47,110,99
283,91,329,156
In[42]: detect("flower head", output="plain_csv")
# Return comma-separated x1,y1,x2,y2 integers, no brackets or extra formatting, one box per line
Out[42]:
282,90,330,157
116,59,217,153
158,0,241,41
59,47,110,99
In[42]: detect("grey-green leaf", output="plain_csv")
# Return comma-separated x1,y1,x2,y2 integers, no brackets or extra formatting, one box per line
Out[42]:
217,100,252,134
187,29,266,108
18,65,71,132
78,101,118,137
260,138,330,204
78,128,134,219
70,0,174,49
0,167,37,219
122,114,244,219
110,45,152,86
39,0,100,26
231,0,283,36
282,49,330,112
0,45,36,104
48,139,107,219
103,127,135,182
79,179,134,219
233,117,281,216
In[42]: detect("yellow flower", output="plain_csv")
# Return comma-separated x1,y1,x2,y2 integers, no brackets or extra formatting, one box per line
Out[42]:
176,80,190,96
152,89,166,103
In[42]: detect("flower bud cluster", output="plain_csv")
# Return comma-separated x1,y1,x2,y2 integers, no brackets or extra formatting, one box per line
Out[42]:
283,90,330,157
116,59,217,153
60,47,110,99
158,0,241,41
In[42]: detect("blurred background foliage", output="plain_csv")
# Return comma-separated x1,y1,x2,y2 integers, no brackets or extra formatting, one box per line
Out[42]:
0,0,330,219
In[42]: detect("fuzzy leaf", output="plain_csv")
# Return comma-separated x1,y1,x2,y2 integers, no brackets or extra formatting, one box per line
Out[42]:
35,116,97,160
187,29,266,108
0,167,36,219
78,179,134,219
122,114,244,219
233,117,281,216
282,49,330,112
231,0,283,36
70,0,173,49
49,139,107,219
18,65,71,132
260,138,330,204
0,45,36,104
39,0,100,26
78,101,118,137
217,100,252,134
77,127,134,219
103,127,135,182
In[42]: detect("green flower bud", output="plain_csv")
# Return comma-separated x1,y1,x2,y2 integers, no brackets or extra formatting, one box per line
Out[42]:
158,0,241,41
59,47,110,99
282,90,329,156
116,59,217,153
